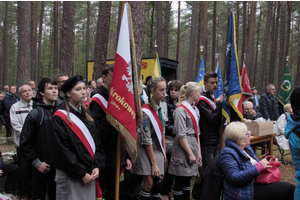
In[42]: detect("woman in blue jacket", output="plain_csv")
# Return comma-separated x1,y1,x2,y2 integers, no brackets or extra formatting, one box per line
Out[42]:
217,122,294,200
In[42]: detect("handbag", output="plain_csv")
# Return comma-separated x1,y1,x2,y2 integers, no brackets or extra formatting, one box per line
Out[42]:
255,155,281,184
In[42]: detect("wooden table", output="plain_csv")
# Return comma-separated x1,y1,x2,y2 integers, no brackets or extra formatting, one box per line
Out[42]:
250,133,276,157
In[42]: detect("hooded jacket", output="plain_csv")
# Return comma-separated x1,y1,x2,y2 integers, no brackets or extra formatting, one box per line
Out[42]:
20,100,56,169
285,114,300,186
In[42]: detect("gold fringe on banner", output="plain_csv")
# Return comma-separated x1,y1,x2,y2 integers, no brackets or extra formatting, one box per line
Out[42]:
106,113,137,162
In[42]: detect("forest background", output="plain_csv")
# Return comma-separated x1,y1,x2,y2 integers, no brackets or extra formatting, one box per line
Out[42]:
0,1,300,95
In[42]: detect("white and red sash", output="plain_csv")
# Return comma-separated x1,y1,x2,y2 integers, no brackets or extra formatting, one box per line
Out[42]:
177,101,200,141
53,110,96,160
91,94,108,113
199,95,216,111
142,104,165,155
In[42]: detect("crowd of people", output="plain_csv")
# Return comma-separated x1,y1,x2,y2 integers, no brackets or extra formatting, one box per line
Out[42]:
0,68,299,200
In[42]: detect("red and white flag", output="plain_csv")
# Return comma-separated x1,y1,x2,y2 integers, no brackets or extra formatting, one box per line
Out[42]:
238,62,252,107
106,2,141,162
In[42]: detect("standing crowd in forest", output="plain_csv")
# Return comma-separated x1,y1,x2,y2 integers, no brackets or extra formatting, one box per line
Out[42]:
0,67,300,200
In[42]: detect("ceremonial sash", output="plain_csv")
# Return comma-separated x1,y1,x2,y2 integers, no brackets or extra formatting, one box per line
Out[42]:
177,101,200,142
199,96,216,111
91,94,108,113
53,110,102,199
53,110,96,159
142,104,165,155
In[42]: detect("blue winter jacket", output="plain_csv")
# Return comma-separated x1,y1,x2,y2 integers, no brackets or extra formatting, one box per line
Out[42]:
285,114,300,199
217,139,260,200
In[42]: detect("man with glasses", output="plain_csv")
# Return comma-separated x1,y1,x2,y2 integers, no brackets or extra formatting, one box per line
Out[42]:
259,84,279,121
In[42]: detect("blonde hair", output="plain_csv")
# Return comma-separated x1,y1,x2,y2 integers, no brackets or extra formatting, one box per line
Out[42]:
64,99,93,124
178,82,202,105
225,122,248,146
284,103,291,112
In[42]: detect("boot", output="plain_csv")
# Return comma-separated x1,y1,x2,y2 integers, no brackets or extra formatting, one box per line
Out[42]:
140,189,151,200
172,190,183,200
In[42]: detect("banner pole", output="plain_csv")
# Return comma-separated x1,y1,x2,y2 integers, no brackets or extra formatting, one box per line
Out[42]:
115,132,121,200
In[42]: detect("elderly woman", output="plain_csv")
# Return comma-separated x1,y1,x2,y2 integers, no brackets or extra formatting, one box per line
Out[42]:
217,122,294,200
276,103,293,150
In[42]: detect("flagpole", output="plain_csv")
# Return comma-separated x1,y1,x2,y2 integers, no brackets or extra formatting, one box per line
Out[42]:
220,5,231,151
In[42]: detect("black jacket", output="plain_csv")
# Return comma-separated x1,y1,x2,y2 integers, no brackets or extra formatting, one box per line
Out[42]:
89,86,126,169
197,92,222,146
51,104,105,179
259,93,280,120
20,101,56,167
165,95,176,137
2,93,20,117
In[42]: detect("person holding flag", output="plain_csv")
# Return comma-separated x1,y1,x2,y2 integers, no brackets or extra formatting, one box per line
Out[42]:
131,77,166,200
197,71,223,168
168,82,202,200
51,75,105,199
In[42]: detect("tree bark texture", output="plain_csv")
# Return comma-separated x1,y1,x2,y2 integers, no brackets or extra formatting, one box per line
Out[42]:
60,1,75,77
257,2,273,92
187,1,198,82
17,2,31,87
53,1,59,74
163,1,170,58
253,11,261,87
129,1,146,77
30,2,38,81
242,1,247,64
195,2,202,76
268,2,280,88
176,1,180,62
201,1,208,70
93,1,111,80
212,1,217,71
245,1,257,85
37,2,45,81
156,1,163,55
2,2,9,86
86,1,90,63
277,2,285,90
148,2,155,56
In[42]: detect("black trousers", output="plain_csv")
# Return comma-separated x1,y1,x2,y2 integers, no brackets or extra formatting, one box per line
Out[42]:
3,115,12,137
161,153,175,195
201,144,219,168
99,167,117,200
2,163,18,195
31,166,56,200
17,147,33,198
254,182,295,200
119,169,142,200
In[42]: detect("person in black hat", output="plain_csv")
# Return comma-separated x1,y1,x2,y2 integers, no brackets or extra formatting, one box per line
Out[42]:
20,77,58,200
51,75,105,199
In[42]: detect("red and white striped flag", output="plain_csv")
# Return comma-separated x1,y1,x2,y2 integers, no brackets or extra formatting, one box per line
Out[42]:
238,62,252,108
106,2,142,162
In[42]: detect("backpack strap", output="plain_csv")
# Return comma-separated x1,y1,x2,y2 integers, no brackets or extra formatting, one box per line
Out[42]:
36,106,44,126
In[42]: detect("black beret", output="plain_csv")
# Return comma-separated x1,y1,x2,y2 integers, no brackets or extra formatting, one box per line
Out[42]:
60,75,84,93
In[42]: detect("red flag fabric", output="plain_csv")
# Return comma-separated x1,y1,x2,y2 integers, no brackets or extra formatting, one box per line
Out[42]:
106,2,139,162
239,62,252,106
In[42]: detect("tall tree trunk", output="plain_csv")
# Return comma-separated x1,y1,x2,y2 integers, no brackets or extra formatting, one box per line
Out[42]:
17,2,31,87
156,1,163,55
195,2,202,76
268,2,280,87
284,2,292,67
176,1,180,61
129,2,146,75
253,10,261,87
242,1,247,63
93,1,111,80
257,2,273,92
60,1,75,76
201,1,208,70
245,1,257,85
163,1,170,58
2,2,9,86
37,2,44,81
148,2,155,56
211,1,217,71
86,1,90,63
236,2,239,52
296,23,300,86
30,2,38,81
277,2,286,90
53,1,59,74
186,1,198,82
116,1,122,47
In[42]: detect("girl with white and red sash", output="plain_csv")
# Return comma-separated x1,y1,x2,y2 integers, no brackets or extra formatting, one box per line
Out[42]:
51,75,105,200
131,77,167,200
168,82,202,200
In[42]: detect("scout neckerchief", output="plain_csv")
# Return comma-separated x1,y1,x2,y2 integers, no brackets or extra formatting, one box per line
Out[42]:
142,104,165,155
91,93,107,113
177,101,200,142
199,95,216,111
53,110,102,199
